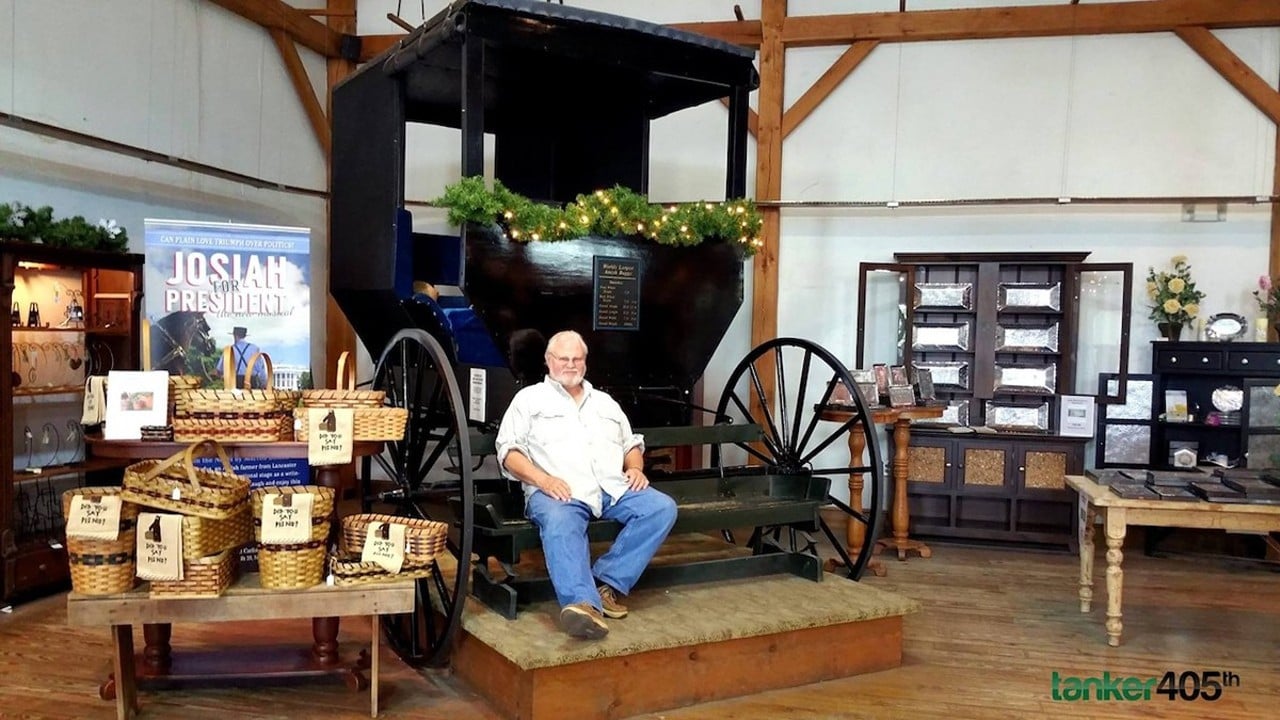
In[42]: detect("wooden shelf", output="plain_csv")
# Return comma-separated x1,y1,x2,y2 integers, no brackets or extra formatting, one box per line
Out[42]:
91,293,133,300
13,456,131,482
12,326,88,333
13,386,85,398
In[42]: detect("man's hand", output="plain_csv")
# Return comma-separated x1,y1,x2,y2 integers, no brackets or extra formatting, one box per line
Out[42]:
538,474,574,502
624,467,649,492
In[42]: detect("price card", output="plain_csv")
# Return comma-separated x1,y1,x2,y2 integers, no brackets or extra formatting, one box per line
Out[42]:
360,521,406,574
136,513,184,581
308,408,354,466
66,495,123,541
262,493,314,545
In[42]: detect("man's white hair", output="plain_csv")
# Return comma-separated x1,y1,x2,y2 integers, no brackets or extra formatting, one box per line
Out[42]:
545,330,588,356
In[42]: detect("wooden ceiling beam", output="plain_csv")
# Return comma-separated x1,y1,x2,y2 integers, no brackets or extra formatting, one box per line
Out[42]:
269,29,331,157
782,0,1280,47
1175,26,1280,126
669,20,763,49
782,41,879,140
207,0,345,58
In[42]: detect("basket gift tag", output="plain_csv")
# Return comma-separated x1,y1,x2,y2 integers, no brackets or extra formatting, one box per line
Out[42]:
135,512,185,582
66,495,123,542
361,521,407,574
308,408,353,466
262,493,314,545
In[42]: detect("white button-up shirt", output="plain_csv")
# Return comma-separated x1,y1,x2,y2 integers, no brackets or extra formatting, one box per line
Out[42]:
495,376,644,517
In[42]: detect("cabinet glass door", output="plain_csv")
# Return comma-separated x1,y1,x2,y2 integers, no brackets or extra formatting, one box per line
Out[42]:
856,263,914,369
1243,377,1280,468
1070,263,1133,403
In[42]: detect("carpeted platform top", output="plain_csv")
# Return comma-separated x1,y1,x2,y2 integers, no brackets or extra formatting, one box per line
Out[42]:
461,573,920,669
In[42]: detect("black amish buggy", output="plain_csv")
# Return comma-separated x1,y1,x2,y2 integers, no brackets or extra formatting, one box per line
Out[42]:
330,0,884,667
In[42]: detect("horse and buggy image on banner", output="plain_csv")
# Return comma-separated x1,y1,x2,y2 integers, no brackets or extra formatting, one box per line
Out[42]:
331,0,885,668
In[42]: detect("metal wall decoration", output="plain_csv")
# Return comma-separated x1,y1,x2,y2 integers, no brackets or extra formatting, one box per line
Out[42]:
997,282,1061,311
1102,425,1152,465
913,322,972,351
993,363,1057,395
985,401,1051,432
995,324,1059,352
914,360,969,389
1104,377,1153,420
914,282,973,310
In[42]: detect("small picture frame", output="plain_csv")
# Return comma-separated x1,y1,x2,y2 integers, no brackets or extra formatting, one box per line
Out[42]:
888,385,917,408
889,365,909,387
873,364,890,398
1164,390,1189,422
1057,395,1095,438
914,368,935,402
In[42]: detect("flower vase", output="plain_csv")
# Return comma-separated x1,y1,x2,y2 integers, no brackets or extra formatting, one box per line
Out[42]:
1158,321,1183,342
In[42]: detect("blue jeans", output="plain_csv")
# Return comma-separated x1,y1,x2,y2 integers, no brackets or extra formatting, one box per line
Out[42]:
525,487,677,611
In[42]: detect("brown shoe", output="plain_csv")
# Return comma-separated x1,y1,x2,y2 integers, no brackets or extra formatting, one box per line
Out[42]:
560,603,608,639
597,584,628,619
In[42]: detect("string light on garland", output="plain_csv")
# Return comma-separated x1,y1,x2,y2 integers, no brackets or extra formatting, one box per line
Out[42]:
435,176,763,256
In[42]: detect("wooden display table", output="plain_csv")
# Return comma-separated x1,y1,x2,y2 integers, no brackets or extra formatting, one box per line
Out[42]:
67,573,415,719
1067,474,1280,646
819,404,944,575
82,438,387,716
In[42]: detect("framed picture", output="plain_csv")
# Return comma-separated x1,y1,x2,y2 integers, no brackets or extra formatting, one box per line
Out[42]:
915,368,936,402
1058,395,1095,438
103,370,170,440
889,365,909,386
888,385,917,408
873,364,890,398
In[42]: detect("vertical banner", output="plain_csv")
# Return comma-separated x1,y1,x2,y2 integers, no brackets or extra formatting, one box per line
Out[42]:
144,219,314,566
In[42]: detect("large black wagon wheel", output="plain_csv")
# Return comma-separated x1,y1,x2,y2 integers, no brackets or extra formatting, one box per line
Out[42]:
713,337,884,580
369,329,473,668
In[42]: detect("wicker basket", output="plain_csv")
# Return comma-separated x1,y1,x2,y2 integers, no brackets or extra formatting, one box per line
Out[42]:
178,506,251,560
169,375,202,417
121,439,250,520
294,407,408,442
149,548,238,598
329,554,436,587
185,348,297,415
173,415,293,443
300,351,385,408
61,487,138,595
258,541,328,589
340,513,449,563
250,485,336,543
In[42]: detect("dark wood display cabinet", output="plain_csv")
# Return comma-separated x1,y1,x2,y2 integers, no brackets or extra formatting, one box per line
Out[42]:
1149,341,1280,470
857,251,1132,548
1,241,143,602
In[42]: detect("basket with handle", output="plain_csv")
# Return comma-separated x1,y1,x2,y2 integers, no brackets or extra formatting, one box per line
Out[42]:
120,439,250,520
178,506,252,560
340,513,449,564
176,350,296,441
300,351,385,408
61,486,139,595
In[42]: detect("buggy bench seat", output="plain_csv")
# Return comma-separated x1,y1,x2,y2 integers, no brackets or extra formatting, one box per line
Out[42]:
455,423,831,619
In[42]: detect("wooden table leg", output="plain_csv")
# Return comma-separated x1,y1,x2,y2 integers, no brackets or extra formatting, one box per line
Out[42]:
1104,509,1127,647
1078,494,1096,613
371,615,380,718
142,623,172,669
875,418,931,561
112,625,138,720
313,463,344,662
843,423,885,577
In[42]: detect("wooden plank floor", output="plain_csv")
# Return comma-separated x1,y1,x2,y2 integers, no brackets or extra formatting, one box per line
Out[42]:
2,544,1277,719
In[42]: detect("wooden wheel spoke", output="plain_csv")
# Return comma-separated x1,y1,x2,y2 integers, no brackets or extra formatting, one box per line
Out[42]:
774,346,791,452
789,350,813,455
799,415,859,466
747,362,786,458
794,373,841,459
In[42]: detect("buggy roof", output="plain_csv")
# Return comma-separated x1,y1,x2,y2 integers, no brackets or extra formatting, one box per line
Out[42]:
363,0,760,128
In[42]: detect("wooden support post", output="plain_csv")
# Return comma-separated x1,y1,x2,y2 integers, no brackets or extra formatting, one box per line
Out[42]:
749,0,786,432
781,41,878,140
269,29,331,157
719,98,759,140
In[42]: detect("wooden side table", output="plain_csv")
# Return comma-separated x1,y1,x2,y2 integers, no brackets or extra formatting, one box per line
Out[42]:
83,438,384,703
819,404,943,574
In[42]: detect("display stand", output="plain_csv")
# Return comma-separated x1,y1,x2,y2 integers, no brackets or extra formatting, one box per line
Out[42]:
82,438,386,716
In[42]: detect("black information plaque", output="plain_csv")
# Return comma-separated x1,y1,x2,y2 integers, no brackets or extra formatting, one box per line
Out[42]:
593,256,641,331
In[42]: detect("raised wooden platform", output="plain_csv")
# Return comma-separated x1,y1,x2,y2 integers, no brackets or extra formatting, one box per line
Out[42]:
453,572,917,719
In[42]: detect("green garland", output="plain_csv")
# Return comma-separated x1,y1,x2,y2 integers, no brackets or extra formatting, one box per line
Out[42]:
435,176,762,257
0,201,130,253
